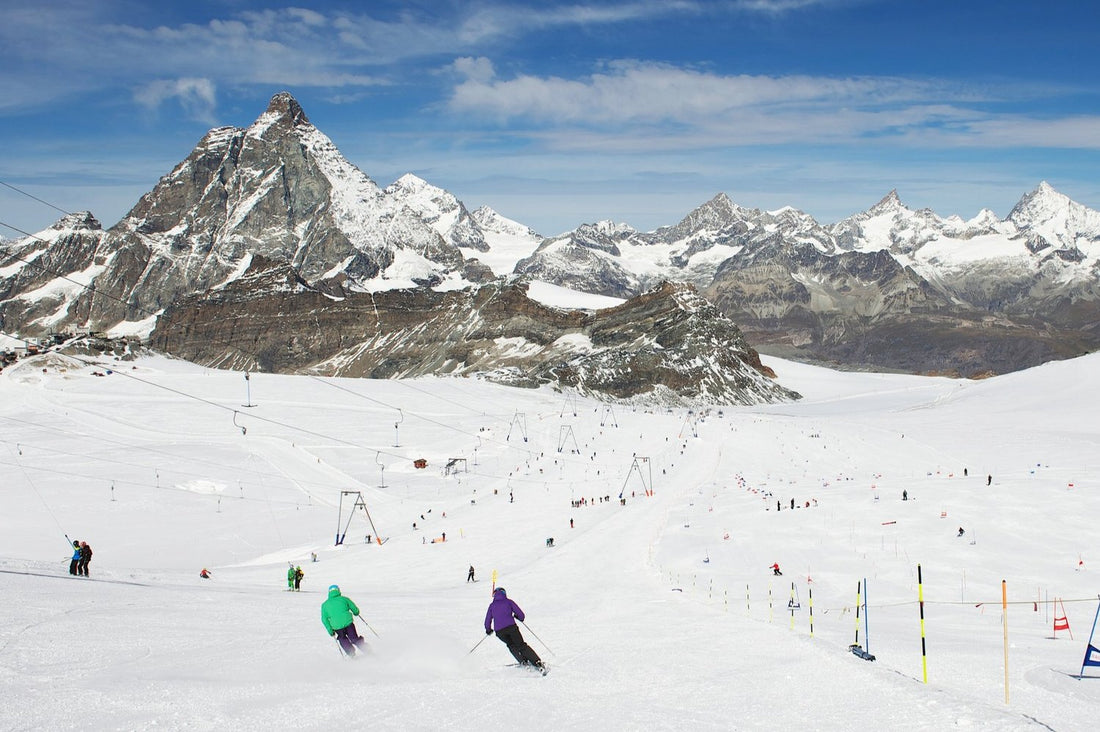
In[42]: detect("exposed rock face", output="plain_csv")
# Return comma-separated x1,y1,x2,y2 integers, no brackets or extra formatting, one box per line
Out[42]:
8,90,1100,384
515,184,1100,376
0,212,106,331
150,268,796,405
1,92,479,334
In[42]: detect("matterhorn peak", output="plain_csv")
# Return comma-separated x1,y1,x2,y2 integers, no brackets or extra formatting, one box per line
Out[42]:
266,91,309,125
246,92,312,140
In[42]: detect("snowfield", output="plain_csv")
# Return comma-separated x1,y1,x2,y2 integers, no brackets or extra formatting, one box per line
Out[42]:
1,350,1098,730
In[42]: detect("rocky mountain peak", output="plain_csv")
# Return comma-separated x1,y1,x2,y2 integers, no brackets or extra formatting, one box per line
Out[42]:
265,91,310,126
50,211,102,232
867,189,906,216
1007,181,1100,246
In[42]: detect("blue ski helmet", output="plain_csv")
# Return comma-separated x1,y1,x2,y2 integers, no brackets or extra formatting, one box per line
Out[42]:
328,584,340,592
494,587,506,596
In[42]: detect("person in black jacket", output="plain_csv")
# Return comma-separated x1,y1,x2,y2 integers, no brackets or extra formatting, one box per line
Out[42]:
78,541,92,577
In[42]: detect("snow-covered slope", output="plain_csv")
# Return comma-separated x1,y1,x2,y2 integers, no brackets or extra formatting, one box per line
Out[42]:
470,205,543,276
3,349,1099,729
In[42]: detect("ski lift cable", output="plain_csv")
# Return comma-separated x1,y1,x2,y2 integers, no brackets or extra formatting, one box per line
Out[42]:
0,432,299,492
0,453,307,507
0,415,336,491
0,218,548,458
1,219,648,476
0,225,603,470
0,179,71,216
3,440,70,547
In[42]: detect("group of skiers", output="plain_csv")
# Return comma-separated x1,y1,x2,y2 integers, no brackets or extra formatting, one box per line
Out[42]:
68,540,92,577
287,564,304,591
320,582,546,672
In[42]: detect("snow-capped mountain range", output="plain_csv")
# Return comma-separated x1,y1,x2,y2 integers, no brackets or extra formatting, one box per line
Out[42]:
3,92,1100,382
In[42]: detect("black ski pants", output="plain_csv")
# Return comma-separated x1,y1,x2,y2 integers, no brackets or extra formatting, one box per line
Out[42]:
496,623,541,666
334,623,365,656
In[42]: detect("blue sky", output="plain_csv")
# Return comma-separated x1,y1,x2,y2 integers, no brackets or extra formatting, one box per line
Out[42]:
2,0,1099,238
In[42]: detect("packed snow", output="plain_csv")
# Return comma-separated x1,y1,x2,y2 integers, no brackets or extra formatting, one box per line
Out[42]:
2,350,1098,730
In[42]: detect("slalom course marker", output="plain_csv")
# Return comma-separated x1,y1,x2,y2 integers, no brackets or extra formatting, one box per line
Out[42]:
850,578,875,661
809,586,814,638
917,563,928,683
1079,596,1100,679
1053,597,1073,639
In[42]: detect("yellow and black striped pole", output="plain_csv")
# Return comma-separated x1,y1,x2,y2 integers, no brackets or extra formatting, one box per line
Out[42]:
789,582,795,630
809,586,814,638
855,580,862,646
918,563,928,683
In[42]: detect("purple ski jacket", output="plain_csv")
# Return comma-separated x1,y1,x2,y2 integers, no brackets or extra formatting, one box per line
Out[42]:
485,593,525,632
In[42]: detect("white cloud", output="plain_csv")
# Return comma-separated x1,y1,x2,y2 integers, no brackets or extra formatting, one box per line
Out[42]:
447,60,1100,151
133,78,217,122
451,57,497,84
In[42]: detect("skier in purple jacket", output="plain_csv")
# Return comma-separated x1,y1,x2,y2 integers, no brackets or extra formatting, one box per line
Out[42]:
484,587,544,671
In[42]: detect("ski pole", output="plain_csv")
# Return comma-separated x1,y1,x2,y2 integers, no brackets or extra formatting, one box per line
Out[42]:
333,635,347,659
467,632,491,655
355,615,380,638
520,621,555,656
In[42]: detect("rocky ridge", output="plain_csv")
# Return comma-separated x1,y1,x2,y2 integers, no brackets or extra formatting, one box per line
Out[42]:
5,91,1100,383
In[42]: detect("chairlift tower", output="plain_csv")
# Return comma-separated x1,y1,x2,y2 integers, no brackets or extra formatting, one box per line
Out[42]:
444,457,468,476
507,412,528,442
620,456,654,498
599,404,619,428
557,425,580,454
242,370,255,408
560,392,579,418
335,490,383,546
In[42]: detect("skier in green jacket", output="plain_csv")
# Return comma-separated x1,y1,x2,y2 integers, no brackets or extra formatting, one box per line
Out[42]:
321,584,366,656
287,565,295,590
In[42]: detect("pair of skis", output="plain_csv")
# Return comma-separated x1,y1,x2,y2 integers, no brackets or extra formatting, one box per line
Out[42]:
504,662,549,676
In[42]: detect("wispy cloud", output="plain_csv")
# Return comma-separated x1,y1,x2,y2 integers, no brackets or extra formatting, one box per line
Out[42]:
447,59,1100,150
0,1,841,115
133,79,218,123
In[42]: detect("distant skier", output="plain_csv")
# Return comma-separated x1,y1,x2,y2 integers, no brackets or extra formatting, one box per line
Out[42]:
69,540,81,576
321,584,366,657
294,565,304,591
200,568,212,579
987,474,992,486
287,565,295,591
78,541,93,577
484,587,545,673
771,563,782,576
957,527,965,537
467,565,476,582
902,490,908,501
